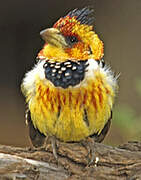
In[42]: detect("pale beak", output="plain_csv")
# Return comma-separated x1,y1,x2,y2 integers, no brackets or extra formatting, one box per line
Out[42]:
40,28,68,48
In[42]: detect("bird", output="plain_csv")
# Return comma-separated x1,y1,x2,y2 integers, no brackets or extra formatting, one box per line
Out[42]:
21,7,118,164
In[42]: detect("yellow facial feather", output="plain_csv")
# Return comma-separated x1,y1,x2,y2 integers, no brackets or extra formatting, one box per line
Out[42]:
39,16,103,61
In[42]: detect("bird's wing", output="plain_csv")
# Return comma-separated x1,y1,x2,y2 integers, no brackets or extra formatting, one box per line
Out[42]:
90,111,112,143
25,108,46,148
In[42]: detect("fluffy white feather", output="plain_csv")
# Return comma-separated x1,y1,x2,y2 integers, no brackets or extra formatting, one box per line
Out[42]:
22,58,117,94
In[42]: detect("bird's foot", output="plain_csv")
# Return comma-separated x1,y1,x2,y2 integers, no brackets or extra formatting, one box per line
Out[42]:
50,136,58,161
81,137,96,166
42,136,59,164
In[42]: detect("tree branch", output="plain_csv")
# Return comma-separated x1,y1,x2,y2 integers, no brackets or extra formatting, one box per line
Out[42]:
0,141,141,179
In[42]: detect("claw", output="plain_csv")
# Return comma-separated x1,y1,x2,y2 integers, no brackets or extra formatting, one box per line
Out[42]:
38,136,59,162
51,136,58,161
87,140,95,166
81,137,96,166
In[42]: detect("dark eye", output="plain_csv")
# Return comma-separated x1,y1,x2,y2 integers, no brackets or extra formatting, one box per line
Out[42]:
69,36,78,43
65,35,79,46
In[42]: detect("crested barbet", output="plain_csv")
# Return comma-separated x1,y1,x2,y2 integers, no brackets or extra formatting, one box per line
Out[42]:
21,7,118,163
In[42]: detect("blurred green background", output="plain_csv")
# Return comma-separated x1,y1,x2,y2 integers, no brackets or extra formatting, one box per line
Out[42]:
0,0,141,147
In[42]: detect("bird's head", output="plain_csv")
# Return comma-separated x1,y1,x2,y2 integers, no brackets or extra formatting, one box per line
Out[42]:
38,7,104,62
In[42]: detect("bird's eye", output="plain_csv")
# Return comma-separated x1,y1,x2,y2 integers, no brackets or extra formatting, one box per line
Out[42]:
69,36,78,43
65,35,79,46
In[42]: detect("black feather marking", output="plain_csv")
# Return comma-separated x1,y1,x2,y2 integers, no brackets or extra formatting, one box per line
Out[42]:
86,17,95,25
44,60,89,89
67,8,78,17
67,7,95,26
83,108,89,127
57,106,61,118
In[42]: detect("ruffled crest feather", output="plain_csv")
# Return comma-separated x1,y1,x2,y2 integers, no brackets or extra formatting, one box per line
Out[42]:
67,7,95,25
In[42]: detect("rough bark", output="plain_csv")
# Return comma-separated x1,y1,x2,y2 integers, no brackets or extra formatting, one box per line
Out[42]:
0,141,141,180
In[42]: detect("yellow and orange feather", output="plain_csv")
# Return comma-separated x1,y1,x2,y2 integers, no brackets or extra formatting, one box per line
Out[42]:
38,15,103,61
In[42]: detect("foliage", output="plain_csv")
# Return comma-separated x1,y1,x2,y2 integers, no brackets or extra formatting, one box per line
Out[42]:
110,78,141,144
113,105,141,140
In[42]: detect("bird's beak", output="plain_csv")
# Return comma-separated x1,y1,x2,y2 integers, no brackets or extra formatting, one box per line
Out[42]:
40,28,68,48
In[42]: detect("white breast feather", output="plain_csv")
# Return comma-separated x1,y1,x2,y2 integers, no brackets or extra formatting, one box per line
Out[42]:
22,59,117,94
